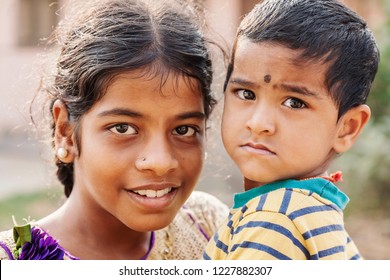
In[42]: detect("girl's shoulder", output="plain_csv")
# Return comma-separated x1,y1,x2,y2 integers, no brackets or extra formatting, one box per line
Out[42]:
0,224,71,260
150,191,229,260
183,191,229,230
0,229,15,260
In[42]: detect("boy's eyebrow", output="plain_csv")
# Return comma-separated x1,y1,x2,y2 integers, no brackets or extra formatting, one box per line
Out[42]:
228,77,258,88
281,84,322,99
97,108,206,120
229,78,322,99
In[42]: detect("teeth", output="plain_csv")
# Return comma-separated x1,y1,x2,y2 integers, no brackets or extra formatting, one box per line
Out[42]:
133,188,172,198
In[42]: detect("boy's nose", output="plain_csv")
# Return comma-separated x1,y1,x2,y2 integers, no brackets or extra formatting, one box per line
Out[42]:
245,103,276,135
135,136,179,176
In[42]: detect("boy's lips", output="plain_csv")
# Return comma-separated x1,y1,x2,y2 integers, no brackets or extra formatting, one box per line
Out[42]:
241,142,276,155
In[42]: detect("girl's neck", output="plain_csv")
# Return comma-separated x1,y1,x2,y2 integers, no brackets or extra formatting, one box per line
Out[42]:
37,194,152,260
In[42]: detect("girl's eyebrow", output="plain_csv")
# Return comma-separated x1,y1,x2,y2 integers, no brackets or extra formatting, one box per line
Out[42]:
177,111,206,121
97,108,205,120
98,108,142,118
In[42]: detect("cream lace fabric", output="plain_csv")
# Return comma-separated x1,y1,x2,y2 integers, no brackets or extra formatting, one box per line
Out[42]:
0,191,229,260
149,191,229,260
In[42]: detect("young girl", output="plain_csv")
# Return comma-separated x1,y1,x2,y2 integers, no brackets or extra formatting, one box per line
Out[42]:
0,0,228,260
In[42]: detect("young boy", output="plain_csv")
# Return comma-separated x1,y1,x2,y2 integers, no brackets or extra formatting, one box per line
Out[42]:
204,0,379,260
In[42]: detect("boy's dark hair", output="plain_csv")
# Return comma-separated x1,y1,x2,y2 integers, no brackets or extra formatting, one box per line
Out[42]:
225,0,379,119
38,0,216,197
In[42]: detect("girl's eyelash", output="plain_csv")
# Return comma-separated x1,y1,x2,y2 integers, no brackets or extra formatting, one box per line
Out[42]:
107,123,137,135
174,125,201,137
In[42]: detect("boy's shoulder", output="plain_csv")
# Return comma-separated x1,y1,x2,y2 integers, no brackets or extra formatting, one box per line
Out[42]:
238,182,344,219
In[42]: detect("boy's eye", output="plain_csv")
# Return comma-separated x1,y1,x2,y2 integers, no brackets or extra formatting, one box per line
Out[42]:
237,89,256,100
173,125,197,137
283,97,307,109
109,124,137,135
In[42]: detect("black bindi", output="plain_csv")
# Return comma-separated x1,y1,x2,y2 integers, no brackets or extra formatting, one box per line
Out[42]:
264,74,271,83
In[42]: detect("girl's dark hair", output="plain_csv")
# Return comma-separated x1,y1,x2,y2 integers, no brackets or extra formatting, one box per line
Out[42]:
38,0,216,197
225,0,379,120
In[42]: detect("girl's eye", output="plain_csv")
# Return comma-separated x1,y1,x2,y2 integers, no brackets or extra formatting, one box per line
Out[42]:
283,97,307,109
173,125,198,137
237,89,256,100
109,124,137,135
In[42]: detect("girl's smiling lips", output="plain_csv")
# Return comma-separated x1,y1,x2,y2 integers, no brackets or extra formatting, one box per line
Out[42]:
125,182,180,210
126,182,179,199
241,142,276,155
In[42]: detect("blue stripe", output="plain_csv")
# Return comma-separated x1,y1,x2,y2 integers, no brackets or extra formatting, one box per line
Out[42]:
203,252,211,260
310,253,319,260
234,221,309,258
231,241,292,260
326,203,343,212
238,205,248,223
350,253,361,260
315,245,345,258
213,233,229,254
288,205,335,220
302,224,344,240
256,193,268,211
227,219,234,236
279,189,292,214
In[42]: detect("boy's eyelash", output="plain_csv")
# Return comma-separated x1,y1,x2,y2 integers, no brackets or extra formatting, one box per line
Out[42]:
232,88,255,99
283,97,308,109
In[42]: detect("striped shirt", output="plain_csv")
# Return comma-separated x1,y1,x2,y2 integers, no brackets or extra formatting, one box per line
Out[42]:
203,178,362,260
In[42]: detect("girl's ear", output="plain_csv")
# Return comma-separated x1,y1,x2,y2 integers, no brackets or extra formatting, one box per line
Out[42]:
52,100,77,163
333,104,371,153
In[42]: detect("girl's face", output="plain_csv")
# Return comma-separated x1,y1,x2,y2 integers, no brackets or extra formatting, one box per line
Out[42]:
70,70,206,231
223,39,343,190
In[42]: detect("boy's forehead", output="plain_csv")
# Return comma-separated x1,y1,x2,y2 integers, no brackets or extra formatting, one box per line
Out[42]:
233,38,329,77
235,38,317,66
230,38,331,98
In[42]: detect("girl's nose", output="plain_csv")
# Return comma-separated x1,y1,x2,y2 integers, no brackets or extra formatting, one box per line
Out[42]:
135,136,179,176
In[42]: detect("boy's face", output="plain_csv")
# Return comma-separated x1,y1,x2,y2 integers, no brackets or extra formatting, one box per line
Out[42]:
222,39,343,190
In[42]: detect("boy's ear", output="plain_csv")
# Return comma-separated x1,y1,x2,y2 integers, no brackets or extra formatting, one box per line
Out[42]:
52,100,78,163
333,104,371,153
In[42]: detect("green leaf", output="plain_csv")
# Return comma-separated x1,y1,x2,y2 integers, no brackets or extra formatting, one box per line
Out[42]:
13,223,32,258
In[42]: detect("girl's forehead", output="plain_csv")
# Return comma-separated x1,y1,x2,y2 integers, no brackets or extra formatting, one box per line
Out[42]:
93,70,203,112
108,67,201,94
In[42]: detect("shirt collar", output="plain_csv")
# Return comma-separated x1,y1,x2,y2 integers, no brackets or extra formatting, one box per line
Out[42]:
233,178,349,210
